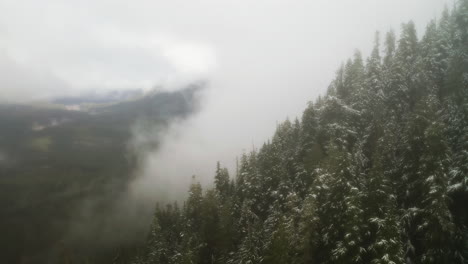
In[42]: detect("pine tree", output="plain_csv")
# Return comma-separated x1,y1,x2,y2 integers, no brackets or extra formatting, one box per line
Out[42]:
200,189,221,263
214,161,230,200
180,178,204,263
315,143,365,264
383,30,396,69
263,206,295,264
228,202,264,264
347,50,366,109
362,129,405,264
417,96,454,263
330,64,346,99
145,205,166,264
130,4,467,264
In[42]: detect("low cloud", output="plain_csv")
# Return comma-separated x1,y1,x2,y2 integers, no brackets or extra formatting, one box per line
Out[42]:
0,0,451,257
0,51,71,102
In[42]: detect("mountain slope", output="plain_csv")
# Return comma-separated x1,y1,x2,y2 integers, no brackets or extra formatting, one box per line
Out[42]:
130,3,468,264
0,83,204,264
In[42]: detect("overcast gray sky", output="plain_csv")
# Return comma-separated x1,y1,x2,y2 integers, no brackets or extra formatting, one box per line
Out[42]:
0,0,450,195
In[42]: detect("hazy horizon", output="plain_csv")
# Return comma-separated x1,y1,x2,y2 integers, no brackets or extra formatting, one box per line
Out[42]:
0,0,450,194
1,1,466,263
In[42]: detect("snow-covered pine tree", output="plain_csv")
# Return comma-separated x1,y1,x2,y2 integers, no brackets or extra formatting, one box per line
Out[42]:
128,4,468,264
214,161,230,200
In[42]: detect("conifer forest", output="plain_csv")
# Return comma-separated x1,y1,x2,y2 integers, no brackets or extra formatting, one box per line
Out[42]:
127,2,468,264
0,1,467,264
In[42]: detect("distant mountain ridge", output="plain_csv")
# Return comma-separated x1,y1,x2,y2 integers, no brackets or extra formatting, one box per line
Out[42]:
52,89,144,105
0,82,205,264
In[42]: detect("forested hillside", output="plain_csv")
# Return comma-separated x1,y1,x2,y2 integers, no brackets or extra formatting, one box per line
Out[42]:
0,84,203,263
128,2,468,264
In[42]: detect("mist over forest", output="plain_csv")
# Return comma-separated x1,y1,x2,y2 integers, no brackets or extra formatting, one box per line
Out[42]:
0,0,467,264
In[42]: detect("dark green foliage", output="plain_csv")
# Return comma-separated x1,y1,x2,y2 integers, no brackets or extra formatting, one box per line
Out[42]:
0,85,203,264
134,3,467,264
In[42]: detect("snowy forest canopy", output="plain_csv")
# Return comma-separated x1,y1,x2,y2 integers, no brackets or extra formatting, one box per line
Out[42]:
125,2,468,264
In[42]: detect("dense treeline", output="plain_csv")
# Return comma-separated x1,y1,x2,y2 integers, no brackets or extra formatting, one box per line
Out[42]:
0,85,203,264
129,2,468,264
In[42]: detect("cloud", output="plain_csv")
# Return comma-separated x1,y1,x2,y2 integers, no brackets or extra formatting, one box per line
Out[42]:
0,0,450,188
0,1,217,99
0,51,71,102
161,41,216,76
0,0,451,257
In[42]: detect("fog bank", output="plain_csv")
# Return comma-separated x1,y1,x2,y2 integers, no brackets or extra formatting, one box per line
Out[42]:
0,0,450,194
